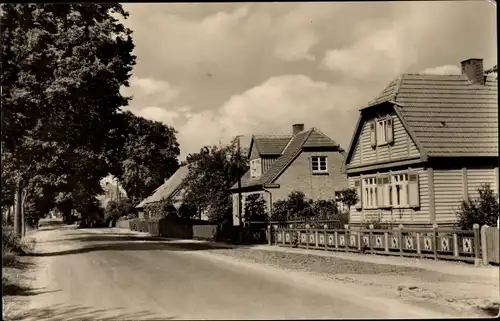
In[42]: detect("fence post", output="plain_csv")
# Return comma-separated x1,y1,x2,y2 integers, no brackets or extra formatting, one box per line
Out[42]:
432,223,438,260
384,231,389,253
416,232,421,257
453,232,459,258
369,224,374,253
481,225,488,266
334,231,339,249
306,224,310,250
473,223,481,266
344,224,349,252
267,224,271,246
324,224,328,250
357,227,362,252
398,224,404,256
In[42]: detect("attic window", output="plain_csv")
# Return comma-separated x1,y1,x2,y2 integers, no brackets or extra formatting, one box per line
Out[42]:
311,156,328,174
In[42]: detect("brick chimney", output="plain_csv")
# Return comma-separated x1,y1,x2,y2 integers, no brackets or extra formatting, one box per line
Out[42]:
292,124,304,135
461,58,485,85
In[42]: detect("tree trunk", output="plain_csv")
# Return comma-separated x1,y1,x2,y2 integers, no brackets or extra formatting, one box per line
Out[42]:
14,184,22,236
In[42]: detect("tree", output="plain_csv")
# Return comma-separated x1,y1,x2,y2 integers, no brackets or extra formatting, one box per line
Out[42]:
107,111,180,201
485,65,498,74
181,143,249,223
1,4,136,234
456,183,499,230
311,199,337,221
244,194,267,222
337,187,358,219
286,191,313,221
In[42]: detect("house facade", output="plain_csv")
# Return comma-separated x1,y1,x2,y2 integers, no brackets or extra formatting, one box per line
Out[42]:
230,124,349,226
344,58,498,228
135,166,209,220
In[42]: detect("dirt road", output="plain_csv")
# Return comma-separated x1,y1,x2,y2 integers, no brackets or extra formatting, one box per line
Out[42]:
5,225,462,320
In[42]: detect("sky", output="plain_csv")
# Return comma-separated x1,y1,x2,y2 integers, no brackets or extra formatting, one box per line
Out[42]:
118,1,497,161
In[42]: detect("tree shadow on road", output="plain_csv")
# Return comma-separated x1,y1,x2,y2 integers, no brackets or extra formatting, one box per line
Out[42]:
28,239,239,257
4,303,176,321
2,279,60,297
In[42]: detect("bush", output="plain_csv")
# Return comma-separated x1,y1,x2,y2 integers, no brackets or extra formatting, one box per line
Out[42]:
244,194,267,222
2,228,34,256
104,198,136,226
456,183,499,230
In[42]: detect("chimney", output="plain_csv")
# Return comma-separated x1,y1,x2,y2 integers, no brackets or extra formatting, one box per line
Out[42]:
292,123,304,135
461,58,485,85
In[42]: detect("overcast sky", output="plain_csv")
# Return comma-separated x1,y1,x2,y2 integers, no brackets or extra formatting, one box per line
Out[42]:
119,1,496,161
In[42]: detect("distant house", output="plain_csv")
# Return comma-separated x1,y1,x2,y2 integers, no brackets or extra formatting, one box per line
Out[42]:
135,166,209,220
96,180,127,209
344,58,498,228
230,124,349,226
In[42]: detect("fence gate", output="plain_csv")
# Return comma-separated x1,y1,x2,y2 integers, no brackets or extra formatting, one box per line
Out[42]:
481,225,500,265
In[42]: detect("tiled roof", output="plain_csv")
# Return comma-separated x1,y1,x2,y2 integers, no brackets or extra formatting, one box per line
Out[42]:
253,135,292,155
364,73,498,157
135,166,190,208
232,128,339,189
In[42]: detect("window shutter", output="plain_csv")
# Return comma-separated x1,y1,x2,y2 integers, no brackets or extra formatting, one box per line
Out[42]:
383,176,391,207
354,179,362,209
408,173,420,208
387,118,394,144
232,194,239,225
370,121,376,148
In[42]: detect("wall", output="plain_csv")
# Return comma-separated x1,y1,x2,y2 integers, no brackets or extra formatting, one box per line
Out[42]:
272,150,348,202
348,112,420,167
467,168,498,199
349,167,429,226
434,167,498,225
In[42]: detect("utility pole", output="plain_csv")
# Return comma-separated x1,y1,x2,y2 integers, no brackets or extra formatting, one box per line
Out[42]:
236,136,243,242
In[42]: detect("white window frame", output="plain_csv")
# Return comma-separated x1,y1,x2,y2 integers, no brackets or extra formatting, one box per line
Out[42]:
362,177,378,209
390,173,409,208
376,118,390,146
311,156,328,174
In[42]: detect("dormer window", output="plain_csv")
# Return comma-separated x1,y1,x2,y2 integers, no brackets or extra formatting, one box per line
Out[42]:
370,116,394,148
250,158,262,178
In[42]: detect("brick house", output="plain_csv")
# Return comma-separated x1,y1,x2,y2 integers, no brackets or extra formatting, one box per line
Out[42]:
230,124,349,226
344,58,498,228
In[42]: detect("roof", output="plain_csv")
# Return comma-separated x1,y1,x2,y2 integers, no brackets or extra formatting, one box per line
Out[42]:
232,128,340,189
135,166,190,208
252,135,292,156
354,73,498,158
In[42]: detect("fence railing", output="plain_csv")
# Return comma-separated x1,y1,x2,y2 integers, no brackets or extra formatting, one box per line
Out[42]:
269,223,483,265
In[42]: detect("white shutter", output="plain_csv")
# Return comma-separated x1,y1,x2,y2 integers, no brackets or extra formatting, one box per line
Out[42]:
383,176,391,207
232,194,240,226
354,179,362,209
370,121,376,148
408,173,420,208
387,118,394,144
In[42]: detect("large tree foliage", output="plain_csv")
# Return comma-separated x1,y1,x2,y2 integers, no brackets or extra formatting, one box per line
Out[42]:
106,111,180,200
1,4,136,233
181,144,249,223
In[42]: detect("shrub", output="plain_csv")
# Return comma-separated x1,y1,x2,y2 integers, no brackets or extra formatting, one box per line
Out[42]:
337,187,358,217
456,183,499,230
2,228,34,256
270,199,288,221
244,194,267,222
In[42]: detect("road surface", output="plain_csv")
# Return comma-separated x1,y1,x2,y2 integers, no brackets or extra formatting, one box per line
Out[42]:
9,223,455,320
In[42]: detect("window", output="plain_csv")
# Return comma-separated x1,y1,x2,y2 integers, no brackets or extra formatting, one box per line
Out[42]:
392,173,408,207
363,177,377,209
357,171,420,210
371,117,394,147
250,159,262,178
376,119,389,145
311,156,328,174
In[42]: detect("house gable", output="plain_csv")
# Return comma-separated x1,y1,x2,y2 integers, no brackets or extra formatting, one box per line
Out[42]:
345,104,422,170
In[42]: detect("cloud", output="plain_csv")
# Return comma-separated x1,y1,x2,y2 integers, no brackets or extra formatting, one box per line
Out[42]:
175,75,363,159
420,65,461,75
